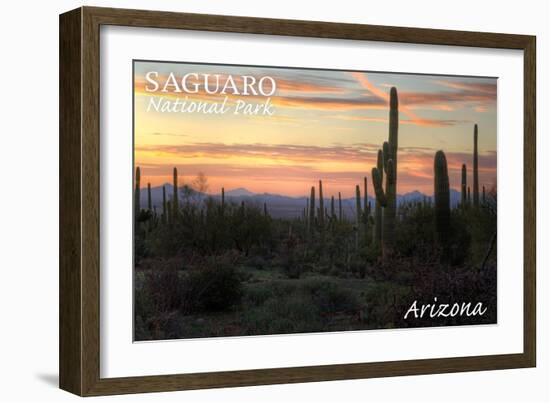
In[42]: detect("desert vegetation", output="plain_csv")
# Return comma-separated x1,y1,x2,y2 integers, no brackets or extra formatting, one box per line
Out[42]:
134,87,497,341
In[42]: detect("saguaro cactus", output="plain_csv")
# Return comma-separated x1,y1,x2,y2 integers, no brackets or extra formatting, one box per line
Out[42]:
162,185,167,224
389,87,399,170
482,185,486,204
363,177,369,215
309,186,315,235
461,164,467,206
134,167,141,221
373,148,395,250
330,196,335,219
355,185,362,225
305,197,309,226
372,87,399,254
338,192,342,221
318,180,324,230
221,187,225,210
434,151,450,247
147,183,152,211
166,200,172,225
264,202,268,217
363,176,371,243
172,167,179,218
473,124,480,207
355,184,362,248
373,150,384,247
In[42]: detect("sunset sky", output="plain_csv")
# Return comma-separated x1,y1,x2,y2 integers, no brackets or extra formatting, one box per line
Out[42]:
134,61,497,197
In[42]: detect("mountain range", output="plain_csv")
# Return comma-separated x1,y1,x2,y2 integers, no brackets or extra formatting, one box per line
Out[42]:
139,185,461,219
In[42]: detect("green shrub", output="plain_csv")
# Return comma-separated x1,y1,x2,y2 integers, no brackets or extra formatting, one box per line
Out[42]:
241,294,323,335
301,278,361,314
182,264,243,313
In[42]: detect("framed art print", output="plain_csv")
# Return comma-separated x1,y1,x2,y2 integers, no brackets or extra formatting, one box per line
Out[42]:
59,7,536,396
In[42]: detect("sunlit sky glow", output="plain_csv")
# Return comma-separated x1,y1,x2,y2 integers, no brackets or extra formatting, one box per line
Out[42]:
134,61,497,197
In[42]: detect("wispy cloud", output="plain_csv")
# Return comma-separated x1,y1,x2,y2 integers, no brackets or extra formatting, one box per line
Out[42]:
136,143,497,195
350,72,453,127
136,142,381,164
328,113,467,127
150,132,188,137
350,73,496,126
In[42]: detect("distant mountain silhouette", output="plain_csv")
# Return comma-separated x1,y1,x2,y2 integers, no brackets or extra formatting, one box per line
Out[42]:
225,187,255,197
138,185,462,218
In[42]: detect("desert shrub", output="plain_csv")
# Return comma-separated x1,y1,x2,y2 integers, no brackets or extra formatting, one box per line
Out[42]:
245,255,268,270
243,283,273,307
241,294,323,335
134,266,184,340
243,280,301,307
134,233,149,263
146,225,181,257
181,264,243,313
447,211,471,265
363,281,405,328
301,278,361,314
460,206,496,264
136,266,182,315
394,202,436,260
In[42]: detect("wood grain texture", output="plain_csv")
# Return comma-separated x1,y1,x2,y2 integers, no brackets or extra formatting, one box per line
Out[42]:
59,6,537,396
59,8,82,396
523,38,536,367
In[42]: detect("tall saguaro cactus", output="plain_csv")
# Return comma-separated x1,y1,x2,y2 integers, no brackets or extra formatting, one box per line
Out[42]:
373,150,383,247
172,167,179,218
461,164,467,206
318,180,324,230
434,151,450,247
162,185,167,224
338,192,342,221
355,185,362,225
330,196,335,219
166,200,172,225
305,197,309,227
372,144,395,252
389,87,399,171
363,177,369,215
473,124,480,207
309,186,315,235
147,183,152,211
363,176,371,244
372,87,399,255
355,185,362,248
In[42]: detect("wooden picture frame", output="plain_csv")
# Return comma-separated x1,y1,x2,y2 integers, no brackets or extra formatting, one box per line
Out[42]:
59,6,536,396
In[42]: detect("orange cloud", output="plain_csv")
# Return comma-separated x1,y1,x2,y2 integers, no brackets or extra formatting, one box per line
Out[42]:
135,142,496,196
350,72,446,127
